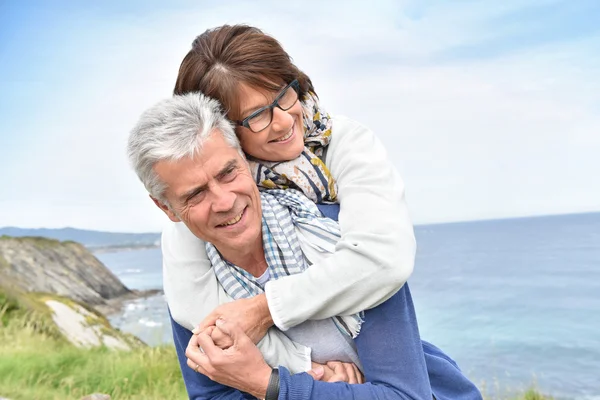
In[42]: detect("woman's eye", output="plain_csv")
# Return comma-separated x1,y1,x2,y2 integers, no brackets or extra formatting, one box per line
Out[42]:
249,109,269,122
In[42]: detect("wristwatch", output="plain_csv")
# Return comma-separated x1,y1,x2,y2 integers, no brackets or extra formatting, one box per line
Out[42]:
264,368,280,400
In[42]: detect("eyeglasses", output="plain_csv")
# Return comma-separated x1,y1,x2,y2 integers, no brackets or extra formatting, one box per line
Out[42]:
236,80,300,133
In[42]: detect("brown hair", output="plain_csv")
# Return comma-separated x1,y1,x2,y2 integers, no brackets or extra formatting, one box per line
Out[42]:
174,24,315,120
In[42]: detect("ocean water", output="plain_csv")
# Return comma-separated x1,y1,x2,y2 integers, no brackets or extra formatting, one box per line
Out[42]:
96,212,600,400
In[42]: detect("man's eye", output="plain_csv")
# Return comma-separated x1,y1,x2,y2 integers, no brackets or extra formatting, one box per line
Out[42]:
187,191,205,204
223,168,237,181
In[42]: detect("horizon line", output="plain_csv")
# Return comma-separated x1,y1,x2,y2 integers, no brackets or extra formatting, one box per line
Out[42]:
1,209,599,234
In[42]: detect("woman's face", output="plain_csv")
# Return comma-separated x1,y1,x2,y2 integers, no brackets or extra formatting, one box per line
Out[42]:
234,82,305,162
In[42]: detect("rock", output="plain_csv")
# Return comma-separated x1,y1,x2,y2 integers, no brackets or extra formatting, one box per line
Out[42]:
81,394,111,400
0,236,131,307
46,299,131,350
0,236,145,350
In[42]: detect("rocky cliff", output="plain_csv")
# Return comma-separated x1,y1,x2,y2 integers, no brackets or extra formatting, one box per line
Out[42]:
0,236,131,307
0,236,145,350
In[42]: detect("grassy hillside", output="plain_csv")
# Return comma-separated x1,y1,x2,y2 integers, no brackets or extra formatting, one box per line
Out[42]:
0,288,186,400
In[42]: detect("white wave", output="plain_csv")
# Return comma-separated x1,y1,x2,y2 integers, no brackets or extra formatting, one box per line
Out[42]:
126,302,146,311
120,268,142,274
138,318,163,328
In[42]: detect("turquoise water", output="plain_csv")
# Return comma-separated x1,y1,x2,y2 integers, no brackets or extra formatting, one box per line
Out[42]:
96,212,600,399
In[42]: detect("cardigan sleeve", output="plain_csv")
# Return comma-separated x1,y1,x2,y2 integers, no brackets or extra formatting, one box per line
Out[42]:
265,115,416,330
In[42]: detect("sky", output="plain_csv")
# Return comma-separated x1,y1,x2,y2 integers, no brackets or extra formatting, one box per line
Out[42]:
1,0,599,232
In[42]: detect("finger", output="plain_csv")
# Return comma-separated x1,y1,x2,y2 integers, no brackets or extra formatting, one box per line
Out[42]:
213,318,246,343
306,366,325,381
344,363,358,384
354,364,365,384
186,356,208,375
328,361,345,375
321,364,335,382
210,326,226,340
211,327,234,349
195,331,222,358
185,334,208,366
196,312,220,333
327,361,349,383
201,326,216,336
185,334,200,359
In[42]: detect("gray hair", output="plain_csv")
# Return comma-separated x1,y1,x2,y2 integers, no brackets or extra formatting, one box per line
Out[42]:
127,92,242,204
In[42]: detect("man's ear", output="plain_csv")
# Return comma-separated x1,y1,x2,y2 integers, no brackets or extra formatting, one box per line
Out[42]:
150,196,181,222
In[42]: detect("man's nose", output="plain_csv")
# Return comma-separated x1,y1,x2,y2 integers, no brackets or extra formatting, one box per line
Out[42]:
210,184,236,213
270,106,293,132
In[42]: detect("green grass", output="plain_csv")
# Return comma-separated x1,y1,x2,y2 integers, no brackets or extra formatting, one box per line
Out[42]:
0,235,65,249
0,320,186,400
0,287,186,400
479,378,554,400
519,388,554,399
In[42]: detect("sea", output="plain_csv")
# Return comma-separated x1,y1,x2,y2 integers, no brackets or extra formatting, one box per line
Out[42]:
96,212,600,400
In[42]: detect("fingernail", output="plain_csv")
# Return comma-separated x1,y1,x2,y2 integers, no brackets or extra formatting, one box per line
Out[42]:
215,318,225,327
192,327,200,334
312,366,324,376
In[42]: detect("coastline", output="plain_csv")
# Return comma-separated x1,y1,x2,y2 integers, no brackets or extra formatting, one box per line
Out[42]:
95,288,163,316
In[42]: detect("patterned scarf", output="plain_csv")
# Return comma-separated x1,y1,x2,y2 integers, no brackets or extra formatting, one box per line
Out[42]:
247,92,338,204
206,189,363,338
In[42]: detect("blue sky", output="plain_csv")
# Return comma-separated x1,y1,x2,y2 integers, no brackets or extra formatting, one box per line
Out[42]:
1,0,599,232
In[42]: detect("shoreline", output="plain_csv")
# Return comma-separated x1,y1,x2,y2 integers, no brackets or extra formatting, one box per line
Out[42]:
95,289,163,316
91,244,160,254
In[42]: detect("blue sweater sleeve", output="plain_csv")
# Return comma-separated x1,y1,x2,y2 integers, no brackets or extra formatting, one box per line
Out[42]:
278,284,433,399
169,310,255,400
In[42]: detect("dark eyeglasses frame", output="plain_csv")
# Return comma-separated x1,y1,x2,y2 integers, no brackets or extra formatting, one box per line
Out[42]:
236,79,300,133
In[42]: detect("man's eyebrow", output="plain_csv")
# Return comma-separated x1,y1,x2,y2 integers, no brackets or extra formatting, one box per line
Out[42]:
216,159,239,180
178,160,238,204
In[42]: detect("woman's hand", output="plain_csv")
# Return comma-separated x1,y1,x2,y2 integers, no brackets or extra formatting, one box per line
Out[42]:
186,319,272,399
308,361,364,383
194,294,273,344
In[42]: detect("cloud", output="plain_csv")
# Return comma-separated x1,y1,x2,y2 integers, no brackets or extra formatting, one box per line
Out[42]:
1,0,598,231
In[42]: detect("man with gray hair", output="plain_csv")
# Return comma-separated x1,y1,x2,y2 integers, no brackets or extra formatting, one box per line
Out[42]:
127,93,481,400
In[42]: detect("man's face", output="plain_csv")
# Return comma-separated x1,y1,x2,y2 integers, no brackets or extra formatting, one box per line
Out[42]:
152,131,262,255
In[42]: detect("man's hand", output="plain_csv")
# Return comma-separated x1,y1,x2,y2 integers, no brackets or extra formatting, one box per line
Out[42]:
186,319,272,399
194,294,273,345
308,361,364,384
206,325,234,349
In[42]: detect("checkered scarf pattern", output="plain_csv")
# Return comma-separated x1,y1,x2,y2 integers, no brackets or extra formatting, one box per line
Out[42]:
206,189,363,338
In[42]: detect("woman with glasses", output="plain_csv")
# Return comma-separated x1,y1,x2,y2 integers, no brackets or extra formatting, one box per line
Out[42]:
163,24,482,399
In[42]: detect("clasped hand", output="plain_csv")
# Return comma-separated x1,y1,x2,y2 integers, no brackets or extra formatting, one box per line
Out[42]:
187,315,364,391
193,294,272,345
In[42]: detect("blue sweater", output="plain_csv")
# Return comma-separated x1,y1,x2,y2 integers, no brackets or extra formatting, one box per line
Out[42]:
170,204,482,399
